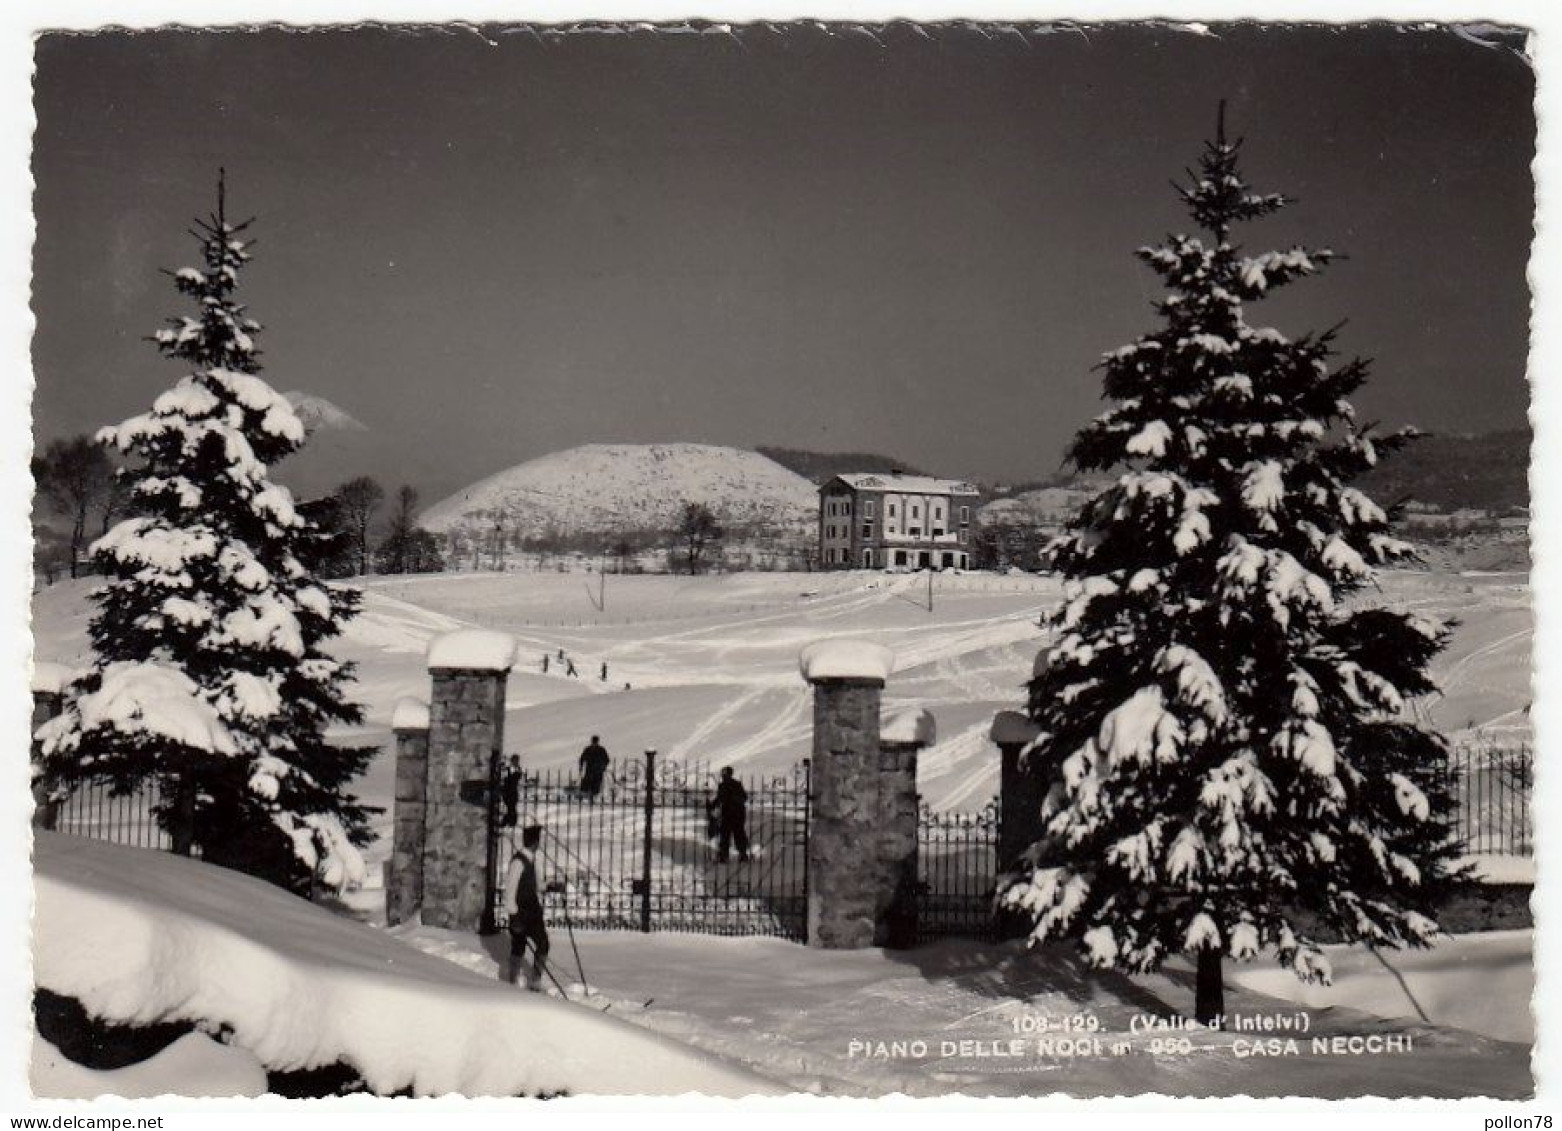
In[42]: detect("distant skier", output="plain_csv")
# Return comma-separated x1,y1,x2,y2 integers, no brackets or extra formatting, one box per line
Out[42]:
565,658,578,678
500,755,521,828
578,735,610,798
708,766,750,863
600,661,609,682
503,825,550,991
541,654,550,674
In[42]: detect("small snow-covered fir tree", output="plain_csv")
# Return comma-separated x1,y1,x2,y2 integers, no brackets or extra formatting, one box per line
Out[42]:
37,174,373,891
1005,111,1464,1023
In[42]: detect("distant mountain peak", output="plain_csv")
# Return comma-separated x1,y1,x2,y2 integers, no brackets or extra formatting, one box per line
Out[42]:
283,391,368,434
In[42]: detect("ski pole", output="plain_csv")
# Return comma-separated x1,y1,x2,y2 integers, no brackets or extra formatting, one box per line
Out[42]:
562,903,590,997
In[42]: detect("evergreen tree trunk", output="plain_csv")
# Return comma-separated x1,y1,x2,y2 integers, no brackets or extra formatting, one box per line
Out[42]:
1195,948,1224,1026
69,511,85,578
170,773,196,857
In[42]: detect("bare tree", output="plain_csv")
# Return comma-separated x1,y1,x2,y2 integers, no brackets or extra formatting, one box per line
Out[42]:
676,501,724,575
333,476,384,575
375,485,444,574
31,434,119,578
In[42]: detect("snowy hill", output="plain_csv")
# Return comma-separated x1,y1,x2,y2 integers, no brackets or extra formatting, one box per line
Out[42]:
421,443,819,543
282,390,367,434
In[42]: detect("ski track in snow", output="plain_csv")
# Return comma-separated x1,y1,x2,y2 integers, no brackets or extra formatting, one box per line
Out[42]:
663,686,768,762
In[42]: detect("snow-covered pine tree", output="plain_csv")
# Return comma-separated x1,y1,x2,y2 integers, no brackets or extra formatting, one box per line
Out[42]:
1005,110,1464,1023
37,174,373,892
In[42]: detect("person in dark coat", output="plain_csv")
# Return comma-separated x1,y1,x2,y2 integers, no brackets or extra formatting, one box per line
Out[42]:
503,824,550,990
578,735,610,798
708,766,750,863
500,755,521,827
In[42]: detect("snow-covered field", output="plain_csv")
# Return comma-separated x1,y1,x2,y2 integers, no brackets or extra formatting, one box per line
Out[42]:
399,923,1533,1098
31,833,779,1098
30,566,1532,883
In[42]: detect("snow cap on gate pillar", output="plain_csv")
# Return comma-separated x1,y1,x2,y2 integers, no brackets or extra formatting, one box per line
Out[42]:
426,629,519,673
990,710,1041,747
799,639,894,684
391,696,430,731
881,707,936,747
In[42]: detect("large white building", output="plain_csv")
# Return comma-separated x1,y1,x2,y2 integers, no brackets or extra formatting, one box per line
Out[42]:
818,472,981,570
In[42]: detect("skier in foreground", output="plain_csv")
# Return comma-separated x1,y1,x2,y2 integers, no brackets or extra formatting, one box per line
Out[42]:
503,824,551,991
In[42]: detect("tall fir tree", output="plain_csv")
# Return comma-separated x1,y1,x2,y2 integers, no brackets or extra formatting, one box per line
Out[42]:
37,174,374,891
1005,111,1465,1022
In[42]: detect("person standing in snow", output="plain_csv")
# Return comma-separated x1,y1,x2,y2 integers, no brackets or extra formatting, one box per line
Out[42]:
565,658,578,678
500,755,521,828
599,660,608,682
503,824,550,990
708,766,750,863
541,653,549,674
578,736,610,798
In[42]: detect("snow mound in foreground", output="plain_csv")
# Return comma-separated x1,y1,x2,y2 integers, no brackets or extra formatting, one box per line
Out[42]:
33,834,779,1097
33,1032,268,1099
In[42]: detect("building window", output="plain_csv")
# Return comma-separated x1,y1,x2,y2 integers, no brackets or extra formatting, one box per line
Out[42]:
911,504,920,518
864,501,875,518
909,526,921,537
888,504,897,518
959,505,971,523
933,527,944,538
862,522,874,540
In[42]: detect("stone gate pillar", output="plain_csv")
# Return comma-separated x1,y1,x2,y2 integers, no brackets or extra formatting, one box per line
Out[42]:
878,707,935,949
385,697,430,927
422,630,517,932
800,639,894,949
991,710,1044,870
30,662,69,831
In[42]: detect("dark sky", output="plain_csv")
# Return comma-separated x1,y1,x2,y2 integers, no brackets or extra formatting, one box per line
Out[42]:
31,23,1535,501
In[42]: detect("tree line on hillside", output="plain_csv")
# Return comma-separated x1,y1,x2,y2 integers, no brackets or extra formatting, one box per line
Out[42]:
435,500,824,575
31,449,445,585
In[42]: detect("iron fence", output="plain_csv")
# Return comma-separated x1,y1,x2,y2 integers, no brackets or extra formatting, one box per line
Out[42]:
48,776,175,852
1448,741,1532,857
494,753,810,940
916,797,1000,942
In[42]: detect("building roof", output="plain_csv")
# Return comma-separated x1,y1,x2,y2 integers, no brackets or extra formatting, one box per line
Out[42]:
825,472,981,496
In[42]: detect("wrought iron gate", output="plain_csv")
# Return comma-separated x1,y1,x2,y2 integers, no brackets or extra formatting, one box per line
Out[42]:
916,797,999,941
492,753,810,940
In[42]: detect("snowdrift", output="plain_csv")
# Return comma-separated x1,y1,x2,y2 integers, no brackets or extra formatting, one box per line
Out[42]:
32,833,779,1097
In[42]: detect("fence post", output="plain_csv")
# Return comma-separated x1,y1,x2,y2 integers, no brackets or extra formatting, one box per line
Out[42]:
991,710,1044,870
879,708,934,949
421,629,517,933
386,697,430,927
800,638,894,949
640,748,656,933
